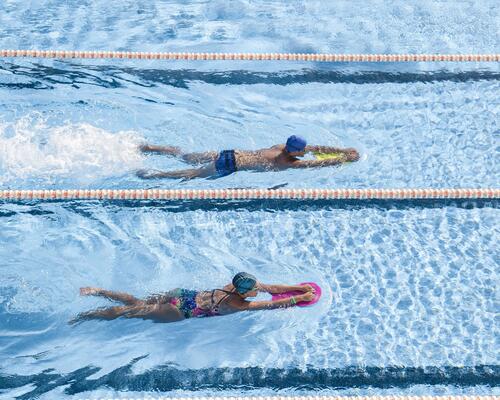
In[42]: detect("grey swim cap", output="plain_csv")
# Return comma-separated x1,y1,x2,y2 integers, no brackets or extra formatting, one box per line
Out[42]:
232,272,257,294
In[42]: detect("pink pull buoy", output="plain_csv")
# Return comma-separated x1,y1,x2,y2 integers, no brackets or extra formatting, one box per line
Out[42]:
271,282,322,307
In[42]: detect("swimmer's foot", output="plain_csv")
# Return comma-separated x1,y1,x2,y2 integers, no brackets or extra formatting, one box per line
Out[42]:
139,144,181,155
136,169,160,179
68,314,84,325
68,310,97,325
80,287,102,296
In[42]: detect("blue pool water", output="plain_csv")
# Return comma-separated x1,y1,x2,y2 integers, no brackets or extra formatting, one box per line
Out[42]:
0,1,499,399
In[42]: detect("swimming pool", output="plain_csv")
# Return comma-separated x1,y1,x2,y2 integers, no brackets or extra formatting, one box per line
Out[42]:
0,1,499,399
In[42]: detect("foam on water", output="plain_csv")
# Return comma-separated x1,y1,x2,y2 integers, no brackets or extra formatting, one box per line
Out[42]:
0,115,144,186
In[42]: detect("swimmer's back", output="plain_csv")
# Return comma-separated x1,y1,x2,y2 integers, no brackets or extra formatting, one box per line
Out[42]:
235,145,295,171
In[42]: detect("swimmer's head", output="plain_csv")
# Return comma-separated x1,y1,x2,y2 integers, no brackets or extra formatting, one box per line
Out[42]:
232,272,257,297
285,135,307,156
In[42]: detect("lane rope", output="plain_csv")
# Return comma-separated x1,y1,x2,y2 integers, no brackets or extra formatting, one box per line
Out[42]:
0,50,498,62
0,188,498,201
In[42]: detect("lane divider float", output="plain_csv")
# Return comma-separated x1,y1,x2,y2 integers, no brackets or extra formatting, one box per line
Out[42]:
0,50,498,62
0,188,498,201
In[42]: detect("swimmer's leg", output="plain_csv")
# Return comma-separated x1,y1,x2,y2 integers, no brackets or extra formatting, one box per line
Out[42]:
125,303,185,323
139,144,182,156
145,289,180,304
80,287,140,305
139,144,217,165
137,164,216,180
71,303,184,324
71,305,136,322
181,151,218,164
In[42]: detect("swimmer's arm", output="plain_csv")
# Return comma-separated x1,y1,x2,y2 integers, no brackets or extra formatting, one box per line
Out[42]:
290,157,349,168
257,283,309,294
305,145,349,153
240,295,309,311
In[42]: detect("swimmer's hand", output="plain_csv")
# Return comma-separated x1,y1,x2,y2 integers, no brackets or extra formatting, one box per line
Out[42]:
345,148,360,162
297,292,315,302
300,284,315,293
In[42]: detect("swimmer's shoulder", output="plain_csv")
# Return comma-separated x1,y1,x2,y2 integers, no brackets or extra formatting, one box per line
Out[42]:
217,288,248,313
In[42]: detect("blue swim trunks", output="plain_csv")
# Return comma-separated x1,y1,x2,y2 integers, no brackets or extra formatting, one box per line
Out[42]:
215,150,237,176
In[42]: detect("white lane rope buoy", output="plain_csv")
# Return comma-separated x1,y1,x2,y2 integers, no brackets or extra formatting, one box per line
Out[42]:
0,188,498,201
1,50,498,62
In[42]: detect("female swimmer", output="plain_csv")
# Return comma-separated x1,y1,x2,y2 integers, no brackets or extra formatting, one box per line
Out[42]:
72,272,315,324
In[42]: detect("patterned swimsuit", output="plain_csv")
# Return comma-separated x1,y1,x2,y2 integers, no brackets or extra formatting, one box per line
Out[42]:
166,288,232,318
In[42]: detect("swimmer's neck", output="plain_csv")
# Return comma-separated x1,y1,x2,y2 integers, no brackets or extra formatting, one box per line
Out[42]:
276,150,300,162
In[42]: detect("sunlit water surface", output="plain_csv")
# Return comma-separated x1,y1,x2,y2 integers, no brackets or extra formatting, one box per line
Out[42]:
0,0,499,399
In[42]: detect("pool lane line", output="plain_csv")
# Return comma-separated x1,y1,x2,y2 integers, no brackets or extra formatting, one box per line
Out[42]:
1,50,499,62
3,363,499,397
0,188,498,201
139,397,499,400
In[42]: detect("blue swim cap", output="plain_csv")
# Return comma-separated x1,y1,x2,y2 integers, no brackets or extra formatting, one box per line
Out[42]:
285,135,307,153
232,272,257,294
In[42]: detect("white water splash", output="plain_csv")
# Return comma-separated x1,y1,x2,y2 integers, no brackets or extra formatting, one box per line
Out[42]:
0,116,144,185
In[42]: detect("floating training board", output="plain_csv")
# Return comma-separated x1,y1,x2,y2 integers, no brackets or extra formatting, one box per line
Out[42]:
272,282,322,307
313,151,344,161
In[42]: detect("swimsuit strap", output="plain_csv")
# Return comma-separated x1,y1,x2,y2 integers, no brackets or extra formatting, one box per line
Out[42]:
209,289,234,314
193,289,236,317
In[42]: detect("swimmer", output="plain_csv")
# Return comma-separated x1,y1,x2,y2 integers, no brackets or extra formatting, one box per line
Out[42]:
71,272,316,324
137,135,359,179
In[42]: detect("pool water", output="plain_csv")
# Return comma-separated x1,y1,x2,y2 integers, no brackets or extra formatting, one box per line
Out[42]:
0,1,499,399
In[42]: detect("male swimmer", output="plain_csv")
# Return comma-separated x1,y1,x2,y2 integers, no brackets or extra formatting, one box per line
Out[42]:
137,135,359,179
72,272,315,324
